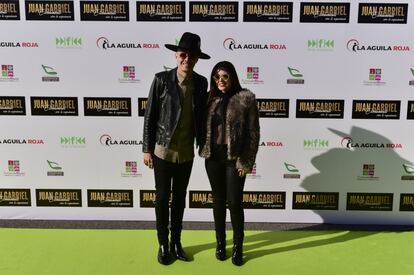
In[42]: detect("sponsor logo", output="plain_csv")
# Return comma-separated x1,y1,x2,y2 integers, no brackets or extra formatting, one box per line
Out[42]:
357,164,379,181
99,134,141,146
31,97,78,116
0,64,19,82
0,138,44,145
358,3,408,24
60,136,86,148
88,189,133,207
352,100,400,120
346,39,410,53
4,160,25,176
0,41,38,48
119,66,140,83
292,192,339,210
246,163,261,179
84,97,131,116
283,162,300,179
346,193,393,211
80,1,129,21
407,101,414,119
36,189,81,207
46,160,64,176
303,139,329,150
259,141,283,147
363,68,386,86
0,96,25,115
300,2,350,23
400,194,414,211
223,38,287,51
55,37,82,49
153,190,285,209
121,161,142,177
0,189,31,206
190,1,238,22
96,37,160,50
138,97,147,117
189,190,214,208
0,0,20,20
287,67,304,84
243,191,286,209
401,164,414,181
140,189,171,208
256,98,289,118
308,39,334,51
136,1,185,21
243,2,292,22
242,67,264,84
25,0,74,21
296,99,344,119
41,64,59,82
341,136,402,150
409,68,414,86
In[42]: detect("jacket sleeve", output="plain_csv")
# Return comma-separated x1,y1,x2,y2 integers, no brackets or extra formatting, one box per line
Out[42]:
236,95,260,173
142,75,161,153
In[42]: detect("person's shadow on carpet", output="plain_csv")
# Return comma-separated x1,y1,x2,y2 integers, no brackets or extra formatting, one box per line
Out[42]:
241,227,376,263
185,227,379,263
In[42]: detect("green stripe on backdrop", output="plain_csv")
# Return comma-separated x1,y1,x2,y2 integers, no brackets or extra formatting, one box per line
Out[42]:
0,229,413,275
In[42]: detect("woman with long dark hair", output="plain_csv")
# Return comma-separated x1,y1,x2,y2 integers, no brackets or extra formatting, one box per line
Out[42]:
199,61,260,266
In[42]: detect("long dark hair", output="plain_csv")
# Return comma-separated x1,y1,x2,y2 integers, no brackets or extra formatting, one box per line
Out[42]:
209,61,243,97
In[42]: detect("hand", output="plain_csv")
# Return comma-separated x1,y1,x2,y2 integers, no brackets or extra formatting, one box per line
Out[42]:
238,168,247,177
143,153,154,169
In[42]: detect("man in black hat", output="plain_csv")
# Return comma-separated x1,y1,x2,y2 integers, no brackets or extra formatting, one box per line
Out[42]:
142,32,210,265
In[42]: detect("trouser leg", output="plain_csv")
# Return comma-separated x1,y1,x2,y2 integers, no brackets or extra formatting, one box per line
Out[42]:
170,160,193,243
205,159,227,241
153,155,173,245
225,163,246,246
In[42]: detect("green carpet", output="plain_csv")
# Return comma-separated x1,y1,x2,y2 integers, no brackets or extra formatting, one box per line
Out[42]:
0,228,413,275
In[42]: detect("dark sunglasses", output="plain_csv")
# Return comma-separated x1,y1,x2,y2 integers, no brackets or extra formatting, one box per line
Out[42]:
213,74,230,82
177,52,198,60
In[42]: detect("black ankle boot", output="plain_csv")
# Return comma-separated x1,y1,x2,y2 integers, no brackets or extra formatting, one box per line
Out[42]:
231,244,243,266
170,242,188,261
157,244,170,265
215,240,226,261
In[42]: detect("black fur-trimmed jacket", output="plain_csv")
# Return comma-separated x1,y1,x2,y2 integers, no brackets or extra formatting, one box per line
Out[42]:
199,89,260,173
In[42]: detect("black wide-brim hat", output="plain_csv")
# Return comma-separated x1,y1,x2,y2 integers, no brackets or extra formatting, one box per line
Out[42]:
165,32,210,59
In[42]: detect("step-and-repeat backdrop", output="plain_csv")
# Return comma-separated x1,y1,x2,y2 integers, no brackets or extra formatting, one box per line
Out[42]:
1,0,414,224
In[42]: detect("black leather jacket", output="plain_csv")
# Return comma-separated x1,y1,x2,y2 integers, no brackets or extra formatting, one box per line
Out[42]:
143,67,208,153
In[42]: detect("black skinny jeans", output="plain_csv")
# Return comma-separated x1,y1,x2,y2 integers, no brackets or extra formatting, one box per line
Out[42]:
205,157,246,245
153,155,193,245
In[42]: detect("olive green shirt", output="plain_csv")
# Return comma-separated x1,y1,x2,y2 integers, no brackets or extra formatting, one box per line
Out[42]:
154,72,195,163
